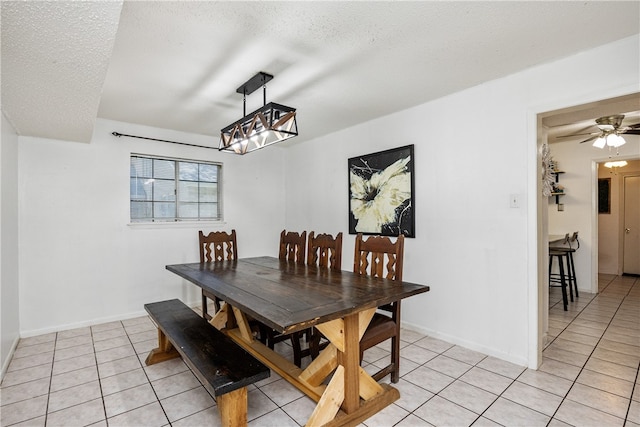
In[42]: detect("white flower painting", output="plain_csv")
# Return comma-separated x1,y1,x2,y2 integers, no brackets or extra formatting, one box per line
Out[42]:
348,145,414,237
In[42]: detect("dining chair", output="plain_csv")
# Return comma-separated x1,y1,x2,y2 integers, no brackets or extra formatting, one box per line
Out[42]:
262,230,309,366
307,231,343,270
354,232,405,383
305,232,343,359
199,229,237,320
279,229,307,264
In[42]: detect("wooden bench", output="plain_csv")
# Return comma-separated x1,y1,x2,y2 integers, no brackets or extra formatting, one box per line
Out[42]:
144,299,270,427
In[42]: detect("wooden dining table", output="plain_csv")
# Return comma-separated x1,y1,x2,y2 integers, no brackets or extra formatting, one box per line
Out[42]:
166,256,429,426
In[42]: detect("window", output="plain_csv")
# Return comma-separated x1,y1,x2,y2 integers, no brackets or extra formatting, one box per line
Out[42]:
130,155,221,222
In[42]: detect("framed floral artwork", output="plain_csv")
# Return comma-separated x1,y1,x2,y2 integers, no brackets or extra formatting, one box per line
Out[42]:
348,144,415,237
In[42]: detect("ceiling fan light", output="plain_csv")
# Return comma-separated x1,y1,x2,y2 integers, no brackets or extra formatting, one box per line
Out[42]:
592,136,606,149
606,134,626,148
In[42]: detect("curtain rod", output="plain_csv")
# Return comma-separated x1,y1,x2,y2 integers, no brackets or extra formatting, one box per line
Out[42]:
111,131,217,150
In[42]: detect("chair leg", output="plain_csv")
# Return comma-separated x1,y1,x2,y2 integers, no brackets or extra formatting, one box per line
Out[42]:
391,335,400,383
290,332,303,368
202,293,211,320
256,324,269,345
309,328,322,360
266,330,275,350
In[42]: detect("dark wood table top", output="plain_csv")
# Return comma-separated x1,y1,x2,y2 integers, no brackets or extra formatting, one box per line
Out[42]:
167,256,429,335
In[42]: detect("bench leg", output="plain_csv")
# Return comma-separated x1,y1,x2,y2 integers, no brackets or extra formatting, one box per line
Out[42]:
217,387,248,427
145,328,180,365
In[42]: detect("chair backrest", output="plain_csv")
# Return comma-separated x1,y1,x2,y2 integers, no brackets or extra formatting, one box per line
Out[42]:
279,230,307,264
569,231,579,249
353,233,404,281
307,232,343,270
199,230,238,262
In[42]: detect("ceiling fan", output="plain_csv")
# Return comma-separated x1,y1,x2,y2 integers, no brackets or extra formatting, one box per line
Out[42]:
559,114,640,148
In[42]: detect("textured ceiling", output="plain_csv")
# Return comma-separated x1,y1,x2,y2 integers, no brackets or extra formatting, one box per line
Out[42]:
2,1,640,144
1,1,123,142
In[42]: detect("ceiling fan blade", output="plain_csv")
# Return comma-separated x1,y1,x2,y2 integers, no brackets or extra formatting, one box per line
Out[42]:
579,135,599,144
619,122,640,135
556,132,598,139
554,124,596,138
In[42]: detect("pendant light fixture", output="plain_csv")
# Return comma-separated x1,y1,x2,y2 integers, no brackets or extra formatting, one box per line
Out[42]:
219,72,298,155
603,160,628,169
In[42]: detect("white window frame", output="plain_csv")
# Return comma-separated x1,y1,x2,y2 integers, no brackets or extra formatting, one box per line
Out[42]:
130,154,222,223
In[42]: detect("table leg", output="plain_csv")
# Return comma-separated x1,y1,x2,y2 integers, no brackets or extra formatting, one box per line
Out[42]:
223,307,396,426
341,313,360,413
303,308,391,426
208,302,229,330
307,365,345,425
231,306,254,341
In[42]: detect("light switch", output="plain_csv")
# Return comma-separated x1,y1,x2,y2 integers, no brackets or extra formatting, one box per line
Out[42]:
510,194,520,208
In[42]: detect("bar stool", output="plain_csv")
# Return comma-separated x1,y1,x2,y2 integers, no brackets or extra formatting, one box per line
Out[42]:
549,248,569,311
550,231,579,300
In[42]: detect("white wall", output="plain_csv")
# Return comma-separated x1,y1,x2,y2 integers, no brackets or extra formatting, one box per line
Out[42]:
284,35,640,366
548,137,640,286
13,35,640,368
1,112,20,376
18,119,286,335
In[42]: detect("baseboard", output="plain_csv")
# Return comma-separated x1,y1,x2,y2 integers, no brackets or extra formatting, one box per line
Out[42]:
1,336,20,383
19,299,201,338
401,320,528,368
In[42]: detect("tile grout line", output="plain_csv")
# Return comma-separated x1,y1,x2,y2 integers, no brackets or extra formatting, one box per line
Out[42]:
42,332,57,427
526,275,635,425
620,276,640,425
125,319,171,426
546,276,638,425
95,323,113,427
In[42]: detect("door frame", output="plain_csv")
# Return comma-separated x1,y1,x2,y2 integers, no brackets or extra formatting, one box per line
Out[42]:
530,88,639,370
593,157,640,277
620,170,640,275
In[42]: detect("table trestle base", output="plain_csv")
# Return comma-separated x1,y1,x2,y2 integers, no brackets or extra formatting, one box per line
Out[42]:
225,306,398,426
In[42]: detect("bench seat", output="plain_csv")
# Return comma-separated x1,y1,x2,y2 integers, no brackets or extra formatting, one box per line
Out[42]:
144,299,269,426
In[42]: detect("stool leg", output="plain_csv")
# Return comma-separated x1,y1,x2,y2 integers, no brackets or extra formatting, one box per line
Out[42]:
565,254,574,303
568,252,578,298
558,256,568,311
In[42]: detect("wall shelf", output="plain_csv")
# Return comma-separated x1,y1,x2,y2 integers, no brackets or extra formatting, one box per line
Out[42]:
551,171,565,207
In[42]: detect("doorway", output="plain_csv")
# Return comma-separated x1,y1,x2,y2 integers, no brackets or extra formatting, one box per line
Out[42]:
535,92,640,368
597,160,640,276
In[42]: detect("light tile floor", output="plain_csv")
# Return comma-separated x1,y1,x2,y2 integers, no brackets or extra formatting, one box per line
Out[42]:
1,274,638,426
